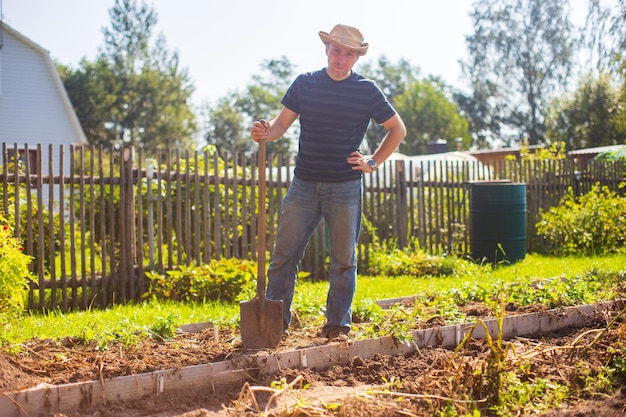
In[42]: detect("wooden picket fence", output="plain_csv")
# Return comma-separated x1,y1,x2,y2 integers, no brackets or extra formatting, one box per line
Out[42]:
1,143,624,311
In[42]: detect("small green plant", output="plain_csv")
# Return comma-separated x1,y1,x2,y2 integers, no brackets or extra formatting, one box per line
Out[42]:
606,347,626,385
148,313,179,341
381,375,403,392
536,183,626,255
352,298,384,324
0,216,33,319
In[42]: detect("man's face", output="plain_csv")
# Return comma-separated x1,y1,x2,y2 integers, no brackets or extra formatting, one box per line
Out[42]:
325,43,360,81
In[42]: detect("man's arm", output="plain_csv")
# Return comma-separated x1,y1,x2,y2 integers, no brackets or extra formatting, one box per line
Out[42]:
348,113,406,172
372,113,406,165
370,113,407,165
250,107,299,142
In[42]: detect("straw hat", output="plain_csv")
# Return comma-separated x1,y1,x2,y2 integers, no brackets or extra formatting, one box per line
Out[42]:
319,24,369,55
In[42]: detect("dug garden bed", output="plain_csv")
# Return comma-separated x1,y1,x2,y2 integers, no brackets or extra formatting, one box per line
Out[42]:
1,299,626,417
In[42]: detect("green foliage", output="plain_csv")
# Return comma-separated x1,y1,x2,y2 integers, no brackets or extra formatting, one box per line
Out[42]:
606,347,626,385
506,271,611,309
536,183,626,255
147,312,179,341
495,373,569,415
359,56,420,152
1,154,54,277
546,72,624,150
351,298,384,324
355,304,413,340
365,241,461,277
203,56,296,158
595,148,626,178
61,0,197,151
202,95,247,158
511,139,568,161
356,301,418,343
394,79,471,155
0,217,33,318
145,258,256,303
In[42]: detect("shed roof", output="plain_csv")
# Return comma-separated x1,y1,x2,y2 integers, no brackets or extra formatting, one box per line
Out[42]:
568,144,626,156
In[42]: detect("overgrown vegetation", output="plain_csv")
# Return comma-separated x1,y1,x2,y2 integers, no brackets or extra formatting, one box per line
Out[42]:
145,258,256,303
364,239,463,277
536,183,626,255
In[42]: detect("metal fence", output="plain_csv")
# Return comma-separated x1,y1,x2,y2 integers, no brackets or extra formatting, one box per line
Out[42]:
1,143,623,311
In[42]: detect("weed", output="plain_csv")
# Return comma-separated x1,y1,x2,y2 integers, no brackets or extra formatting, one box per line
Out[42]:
352,298,384,324
147,313,179,341
381,376,403,392
496,373,569,415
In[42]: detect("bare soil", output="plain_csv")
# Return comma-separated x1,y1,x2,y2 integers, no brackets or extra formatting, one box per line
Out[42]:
2,302,626,417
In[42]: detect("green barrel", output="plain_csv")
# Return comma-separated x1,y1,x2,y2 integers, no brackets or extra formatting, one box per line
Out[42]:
470,182,527,263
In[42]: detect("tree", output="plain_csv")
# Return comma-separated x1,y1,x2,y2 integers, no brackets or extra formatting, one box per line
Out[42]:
203,95,246,160
461,0,577,147
359,56,420,153
202,57,295,158
580,0,614,73
58,59,118,146
541,0,626,150
62,0,197,152
609,0,626,73
394,79,471,155
546,72,624,149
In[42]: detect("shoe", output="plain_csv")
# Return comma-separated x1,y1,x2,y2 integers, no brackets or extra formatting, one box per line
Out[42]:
282,329,290,339
326,327,348,342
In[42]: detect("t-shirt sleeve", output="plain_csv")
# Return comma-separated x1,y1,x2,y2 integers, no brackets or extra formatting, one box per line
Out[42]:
370,83,397,125
281,75,302,114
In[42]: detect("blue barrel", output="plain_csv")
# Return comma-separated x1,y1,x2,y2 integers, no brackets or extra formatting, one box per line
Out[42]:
470,182,527,263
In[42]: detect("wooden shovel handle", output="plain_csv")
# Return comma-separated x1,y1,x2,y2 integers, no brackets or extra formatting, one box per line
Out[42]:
257,135,267,299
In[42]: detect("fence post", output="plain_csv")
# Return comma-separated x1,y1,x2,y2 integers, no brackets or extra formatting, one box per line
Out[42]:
119,147,136,301
395,160,408,248
146,158,155,270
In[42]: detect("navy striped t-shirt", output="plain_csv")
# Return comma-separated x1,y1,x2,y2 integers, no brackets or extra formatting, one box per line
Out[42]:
281,69,396,182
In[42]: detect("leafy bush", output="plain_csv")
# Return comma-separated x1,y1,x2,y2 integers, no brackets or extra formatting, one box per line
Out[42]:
0,217,33,318
364,240,462,277
536,183,626,255
145,258,256,303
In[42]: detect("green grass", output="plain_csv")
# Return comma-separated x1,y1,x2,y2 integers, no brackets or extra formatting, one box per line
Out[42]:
1,253,624,347
358,253,625,301
1,300,240,346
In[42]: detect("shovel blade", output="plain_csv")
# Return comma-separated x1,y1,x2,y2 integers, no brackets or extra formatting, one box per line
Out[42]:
240,297,283,349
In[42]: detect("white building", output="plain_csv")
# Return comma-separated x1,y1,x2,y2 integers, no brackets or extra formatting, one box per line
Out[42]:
0,22,87,174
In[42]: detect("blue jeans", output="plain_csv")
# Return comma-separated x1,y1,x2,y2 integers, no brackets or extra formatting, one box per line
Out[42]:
266,176,362,335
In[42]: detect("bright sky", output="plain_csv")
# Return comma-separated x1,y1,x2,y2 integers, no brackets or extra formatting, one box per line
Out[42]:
1,0,600,108
2,0,476,106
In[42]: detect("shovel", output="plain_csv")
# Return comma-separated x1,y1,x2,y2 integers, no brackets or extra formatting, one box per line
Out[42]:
240,131,283,349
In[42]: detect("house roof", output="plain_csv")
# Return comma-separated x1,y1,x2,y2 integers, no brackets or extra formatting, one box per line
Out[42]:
0,22,88,145
568,144,626,156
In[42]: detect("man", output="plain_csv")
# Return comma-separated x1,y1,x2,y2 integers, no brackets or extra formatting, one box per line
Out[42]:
250,24,406,341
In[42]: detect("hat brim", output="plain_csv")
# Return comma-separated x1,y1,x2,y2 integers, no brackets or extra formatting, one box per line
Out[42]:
319,31,369,55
